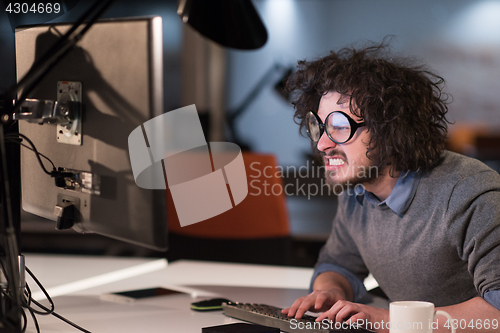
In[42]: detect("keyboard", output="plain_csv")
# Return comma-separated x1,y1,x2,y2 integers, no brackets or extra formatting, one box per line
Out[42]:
222,302,374,333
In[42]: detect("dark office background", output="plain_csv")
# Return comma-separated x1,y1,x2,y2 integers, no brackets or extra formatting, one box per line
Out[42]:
2,0,500,264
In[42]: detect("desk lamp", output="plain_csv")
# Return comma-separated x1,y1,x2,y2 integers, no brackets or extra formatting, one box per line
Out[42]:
177,0,268,50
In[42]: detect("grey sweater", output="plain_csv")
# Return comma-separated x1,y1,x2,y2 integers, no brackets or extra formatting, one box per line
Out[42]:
316,151,500,306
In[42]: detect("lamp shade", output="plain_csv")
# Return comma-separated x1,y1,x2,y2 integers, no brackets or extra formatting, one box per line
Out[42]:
178,0,268,50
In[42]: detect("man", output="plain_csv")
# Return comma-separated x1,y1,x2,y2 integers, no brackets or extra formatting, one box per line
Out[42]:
282,42,500,333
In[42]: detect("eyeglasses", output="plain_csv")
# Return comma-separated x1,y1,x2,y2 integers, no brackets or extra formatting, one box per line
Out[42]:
305,111,366,144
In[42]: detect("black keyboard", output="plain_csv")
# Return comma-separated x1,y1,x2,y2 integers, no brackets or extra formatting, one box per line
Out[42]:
222,302,374,333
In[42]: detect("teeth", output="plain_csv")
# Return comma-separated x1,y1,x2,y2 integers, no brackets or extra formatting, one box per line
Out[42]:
328,158,345,166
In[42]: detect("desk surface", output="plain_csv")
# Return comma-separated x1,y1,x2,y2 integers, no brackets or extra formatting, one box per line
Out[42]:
23,254,386,333
24,254,314,333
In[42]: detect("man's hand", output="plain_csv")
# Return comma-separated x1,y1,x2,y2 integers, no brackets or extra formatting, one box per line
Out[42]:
315,300,389,333
282,271,354,319
281,289,346,319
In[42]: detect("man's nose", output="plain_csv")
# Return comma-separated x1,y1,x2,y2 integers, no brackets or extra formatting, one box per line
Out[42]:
316,131,337,153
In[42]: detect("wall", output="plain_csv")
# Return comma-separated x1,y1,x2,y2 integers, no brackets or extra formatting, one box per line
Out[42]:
226,0,500,166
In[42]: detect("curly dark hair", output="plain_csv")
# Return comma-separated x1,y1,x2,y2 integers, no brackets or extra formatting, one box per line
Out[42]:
287,40,451,173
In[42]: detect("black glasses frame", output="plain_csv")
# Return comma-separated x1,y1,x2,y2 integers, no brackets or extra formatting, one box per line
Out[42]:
306,111,366,144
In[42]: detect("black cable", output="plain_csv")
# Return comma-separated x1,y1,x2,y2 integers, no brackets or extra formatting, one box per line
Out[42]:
0,286,28,332
25,267,55,315
6,132,55,171
6,133,92,190
0,258,28,332
27,307,40,333
25,267,91,333
20,304,28,333
1,268,91,333
5,133,78,189
22,283,52,317
23,285,31,307
28,295,92,333
42,306,91,333
18,141,55,171
5,133,55,175
22,285,35,333
1,235,90,333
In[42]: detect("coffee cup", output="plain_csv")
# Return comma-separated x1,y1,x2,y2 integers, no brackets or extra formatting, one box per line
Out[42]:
389,301,456,333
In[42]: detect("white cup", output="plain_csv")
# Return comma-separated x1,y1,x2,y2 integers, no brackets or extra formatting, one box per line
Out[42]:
390,301,456,333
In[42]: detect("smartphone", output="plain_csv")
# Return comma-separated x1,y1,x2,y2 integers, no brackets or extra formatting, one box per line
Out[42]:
100,287,184,304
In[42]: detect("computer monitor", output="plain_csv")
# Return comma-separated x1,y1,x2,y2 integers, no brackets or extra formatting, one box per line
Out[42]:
15,17,168,251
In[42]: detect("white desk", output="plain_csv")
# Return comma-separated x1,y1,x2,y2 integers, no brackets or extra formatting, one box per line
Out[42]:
23,254,386,333
23,254,314,332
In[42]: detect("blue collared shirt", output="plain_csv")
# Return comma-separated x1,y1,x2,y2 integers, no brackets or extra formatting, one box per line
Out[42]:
312,171,500,310
355,171,419,216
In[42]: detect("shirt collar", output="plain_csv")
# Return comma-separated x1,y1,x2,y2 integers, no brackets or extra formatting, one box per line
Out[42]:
355,171,420,215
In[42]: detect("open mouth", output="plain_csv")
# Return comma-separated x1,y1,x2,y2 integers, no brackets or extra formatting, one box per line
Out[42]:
327,157,345,166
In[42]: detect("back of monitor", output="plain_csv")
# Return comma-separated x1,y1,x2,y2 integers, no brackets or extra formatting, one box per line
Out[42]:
15,17,168,251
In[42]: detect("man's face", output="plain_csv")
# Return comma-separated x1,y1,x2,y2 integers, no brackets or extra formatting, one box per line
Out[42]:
316,91,377,188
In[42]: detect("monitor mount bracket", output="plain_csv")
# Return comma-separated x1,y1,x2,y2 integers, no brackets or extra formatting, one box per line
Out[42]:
12,81,82,146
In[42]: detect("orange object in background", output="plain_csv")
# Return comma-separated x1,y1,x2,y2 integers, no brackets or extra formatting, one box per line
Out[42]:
167,153,289,239
446,123,500,160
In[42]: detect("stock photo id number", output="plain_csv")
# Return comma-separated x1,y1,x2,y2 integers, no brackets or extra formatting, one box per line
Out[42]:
1,0,80,31
5,2,61,14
